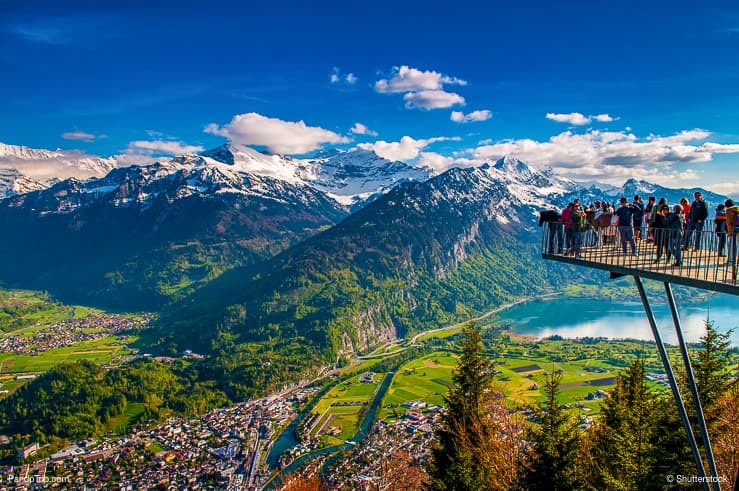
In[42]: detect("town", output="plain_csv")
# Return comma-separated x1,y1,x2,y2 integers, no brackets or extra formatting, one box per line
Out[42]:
0,314,154,355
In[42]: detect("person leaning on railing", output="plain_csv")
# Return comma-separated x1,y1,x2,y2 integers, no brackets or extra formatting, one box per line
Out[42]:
726,199,739,265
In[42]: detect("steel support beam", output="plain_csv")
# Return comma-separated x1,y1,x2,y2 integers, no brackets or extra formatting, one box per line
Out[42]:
664,282,721,490
633,276,709,491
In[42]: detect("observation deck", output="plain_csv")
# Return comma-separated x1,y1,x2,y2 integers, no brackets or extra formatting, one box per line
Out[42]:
540,223,738,295
540,222,737,491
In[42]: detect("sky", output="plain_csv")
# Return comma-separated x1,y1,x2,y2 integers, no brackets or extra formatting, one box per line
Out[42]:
2,0,739,194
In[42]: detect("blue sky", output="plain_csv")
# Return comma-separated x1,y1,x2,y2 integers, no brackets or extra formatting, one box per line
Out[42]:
2,1,739,193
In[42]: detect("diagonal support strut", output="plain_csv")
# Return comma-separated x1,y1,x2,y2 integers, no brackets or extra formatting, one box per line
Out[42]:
633,276,710,491
663,282,721,491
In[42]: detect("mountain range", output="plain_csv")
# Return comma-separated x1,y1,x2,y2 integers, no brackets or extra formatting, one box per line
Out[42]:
0,141,730,361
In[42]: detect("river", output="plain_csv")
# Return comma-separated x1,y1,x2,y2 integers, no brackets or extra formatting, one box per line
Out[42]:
496,292,739,346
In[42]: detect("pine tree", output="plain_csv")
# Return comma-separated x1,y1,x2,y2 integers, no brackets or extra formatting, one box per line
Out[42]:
585,358,659,490
523,370,582,490
427,325,521,490
691,320,733,412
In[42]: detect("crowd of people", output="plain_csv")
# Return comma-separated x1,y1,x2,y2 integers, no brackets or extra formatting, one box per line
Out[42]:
540,192,739,267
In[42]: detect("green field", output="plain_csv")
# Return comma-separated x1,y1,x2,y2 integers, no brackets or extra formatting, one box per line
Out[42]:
309,373,381,442
105,402,147,434
372,341,667,421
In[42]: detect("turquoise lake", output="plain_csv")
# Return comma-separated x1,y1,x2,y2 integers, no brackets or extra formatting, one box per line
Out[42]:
495,292,739,346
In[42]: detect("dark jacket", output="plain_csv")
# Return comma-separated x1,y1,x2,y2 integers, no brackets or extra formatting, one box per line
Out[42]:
690,199,708,223
539,210,561,227
615,205,634,227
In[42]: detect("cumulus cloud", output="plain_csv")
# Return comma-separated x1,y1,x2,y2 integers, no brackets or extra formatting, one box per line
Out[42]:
546,112,591,125
417,151,477,173
593,114,617,122
546,112,619,125
61,130,98,142
330,67,358,85
357,135,460,161
375,65,466,93
450,109,492,123
375,65,467,111
707,180,739,196
404,90,465,110
467,128,738,184
350,123,378,137
205,112,350,155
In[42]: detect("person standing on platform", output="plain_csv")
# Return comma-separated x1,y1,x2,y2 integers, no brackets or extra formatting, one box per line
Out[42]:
615,197,637,256
684,191,708,251
653,204,670,263
645,196,656,242
726,199,739,265
632,195,645,241
715,204,727,257
667,204,685,266
562,202,574,255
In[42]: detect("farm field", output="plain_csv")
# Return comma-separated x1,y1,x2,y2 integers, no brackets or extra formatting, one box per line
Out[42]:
372,334,692,422
308,373,382,444
0,335,137,374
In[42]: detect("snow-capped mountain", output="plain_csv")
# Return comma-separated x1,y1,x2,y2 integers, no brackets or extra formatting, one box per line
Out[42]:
2,154,346,217
201,143,431,208
0,168,46,198
0,142,117,183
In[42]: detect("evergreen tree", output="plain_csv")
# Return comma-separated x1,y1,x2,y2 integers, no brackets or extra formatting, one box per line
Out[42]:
691,320,733,412
428,326,502,490
523,370,582,490
585,358,661,490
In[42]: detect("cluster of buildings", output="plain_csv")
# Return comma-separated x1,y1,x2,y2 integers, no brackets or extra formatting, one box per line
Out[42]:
0,386,318,490
302,402,442,489
0,314,153,355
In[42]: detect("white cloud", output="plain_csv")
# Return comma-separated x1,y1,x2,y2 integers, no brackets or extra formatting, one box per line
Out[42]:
357,135,460,161
205,112,350,155
546,112,620,125
350,123,378,137
416,151,477,173
404,90,465,110
61,130,98,142
450,109,492,123
546,112,591,125
593,114,616,122
330,67,358,85
375,65,466,93
467,128,739,184
125,140,204,156
707,180,739,196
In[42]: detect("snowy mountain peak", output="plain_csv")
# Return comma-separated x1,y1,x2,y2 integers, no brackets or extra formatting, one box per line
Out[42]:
0,141,118,185
0,168,47,198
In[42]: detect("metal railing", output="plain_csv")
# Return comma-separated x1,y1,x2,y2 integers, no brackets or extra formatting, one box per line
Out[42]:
540,222,738,292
